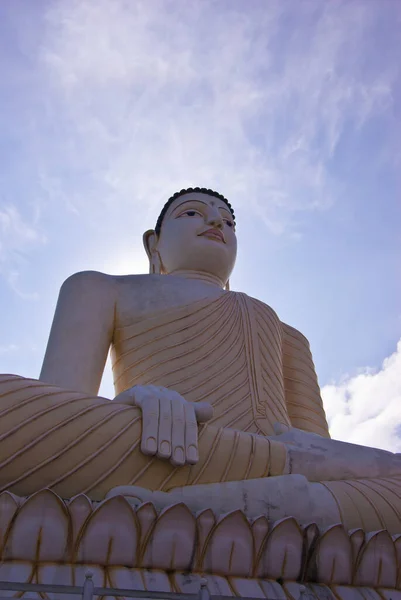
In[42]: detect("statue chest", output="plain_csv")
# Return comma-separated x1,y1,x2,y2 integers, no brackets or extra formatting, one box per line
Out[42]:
111,292,291,436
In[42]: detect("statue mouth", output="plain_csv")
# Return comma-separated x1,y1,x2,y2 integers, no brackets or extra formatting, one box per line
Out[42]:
198,228,226,243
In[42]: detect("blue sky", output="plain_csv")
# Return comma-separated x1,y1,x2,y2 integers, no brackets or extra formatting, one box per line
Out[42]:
1,0,400,450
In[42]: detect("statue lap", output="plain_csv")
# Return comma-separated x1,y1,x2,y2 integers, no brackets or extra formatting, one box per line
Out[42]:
0,374,287,499
1,373,401,534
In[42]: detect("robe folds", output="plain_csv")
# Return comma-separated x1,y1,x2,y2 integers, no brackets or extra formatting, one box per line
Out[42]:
1,292,400,532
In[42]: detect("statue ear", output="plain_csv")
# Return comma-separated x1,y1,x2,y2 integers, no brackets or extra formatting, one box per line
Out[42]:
143,229,158,260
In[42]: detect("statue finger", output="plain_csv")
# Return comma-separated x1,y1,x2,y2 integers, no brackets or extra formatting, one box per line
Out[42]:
184,402,199,464
157,395,172,459
171,396,185,466
140,394,160,456
194,401,213,423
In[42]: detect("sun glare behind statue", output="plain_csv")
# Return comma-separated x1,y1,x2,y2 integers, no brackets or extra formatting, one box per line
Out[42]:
101,245,148,276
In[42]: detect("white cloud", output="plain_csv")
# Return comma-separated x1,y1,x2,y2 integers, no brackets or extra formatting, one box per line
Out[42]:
0,344,19,355
6,271,40,301
0,205,46,291
34,0,396,234
322,340,401,452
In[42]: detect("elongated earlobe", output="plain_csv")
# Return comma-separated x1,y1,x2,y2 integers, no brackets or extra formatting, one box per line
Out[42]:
149,251,163,275
225,279,230,291
143,229,164,275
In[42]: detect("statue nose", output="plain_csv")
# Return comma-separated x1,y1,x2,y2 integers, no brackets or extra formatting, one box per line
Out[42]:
207,216,223,229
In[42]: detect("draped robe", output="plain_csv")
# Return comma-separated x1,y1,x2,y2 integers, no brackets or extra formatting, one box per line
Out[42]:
1,291,400,532
111,291,329,437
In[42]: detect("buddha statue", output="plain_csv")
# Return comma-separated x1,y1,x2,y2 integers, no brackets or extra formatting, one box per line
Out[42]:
1,187,400,534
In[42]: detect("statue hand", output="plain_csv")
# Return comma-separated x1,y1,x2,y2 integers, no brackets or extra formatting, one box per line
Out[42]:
113,385,213,466
272,422,324,448
272,422,401,481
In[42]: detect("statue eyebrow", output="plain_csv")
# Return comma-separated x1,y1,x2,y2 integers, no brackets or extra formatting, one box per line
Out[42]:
170,199,233,217
171,199,208,213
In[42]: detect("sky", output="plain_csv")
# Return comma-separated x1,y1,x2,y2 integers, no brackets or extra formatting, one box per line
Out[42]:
0,0,400,452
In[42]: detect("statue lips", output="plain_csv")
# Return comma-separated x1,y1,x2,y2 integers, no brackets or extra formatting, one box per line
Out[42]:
198,228,226,243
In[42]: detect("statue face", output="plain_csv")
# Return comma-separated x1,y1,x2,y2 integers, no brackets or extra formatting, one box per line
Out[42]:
148,192,237,283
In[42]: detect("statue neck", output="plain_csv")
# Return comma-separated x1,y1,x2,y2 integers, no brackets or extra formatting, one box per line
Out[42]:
168,269,226,289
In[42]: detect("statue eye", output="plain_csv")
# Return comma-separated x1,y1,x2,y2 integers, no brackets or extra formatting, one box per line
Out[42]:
178,210,202,218
224,219,234,228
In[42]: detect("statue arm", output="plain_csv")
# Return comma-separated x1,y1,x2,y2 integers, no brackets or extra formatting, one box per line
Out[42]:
39,271,116,395
281,322,330,438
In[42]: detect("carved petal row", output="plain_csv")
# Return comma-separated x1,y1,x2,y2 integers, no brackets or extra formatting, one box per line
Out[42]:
0,490,400,589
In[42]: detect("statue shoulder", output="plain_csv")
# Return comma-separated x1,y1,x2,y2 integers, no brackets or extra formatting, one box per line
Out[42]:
281,321,312,351
61,270,147,291
60,272,154,318
61,270,119,295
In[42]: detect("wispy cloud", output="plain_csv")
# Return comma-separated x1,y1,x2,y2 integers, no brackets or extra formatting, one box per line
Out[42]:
32,0,397,233
322,340,401,452
0,205,43,262
1,0,398,285
0,343,19,355
0,204,46,296
6,270,40,301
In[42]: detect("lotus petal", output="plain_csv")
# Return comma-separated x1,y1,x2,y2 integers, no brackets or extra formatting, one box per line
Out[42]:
258,579,287,600
378,589,401,600
301,522,319,580
107,567,145,591
256,517,303,580
201,510,253,576
393,533,401,589
349,528,365,566
4,489,69,561
68,495,93,548
202,574,233,596
136,501,157,563
0,561,34,589
196,508,215,570
173,573,203,595
142,569,172,592
230,577,266,597
282,581,308,600
141,503,196,571
252,516,269,576
354,530,396,588
0,492,19,559
38,565,75,600
309,583,337,599
333,585,380,600
76,496,138,565
309,524,352,585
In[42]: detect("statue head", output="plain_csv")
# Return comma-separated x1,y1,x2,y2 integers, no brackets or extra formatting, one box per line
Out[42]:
143,187,237,287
